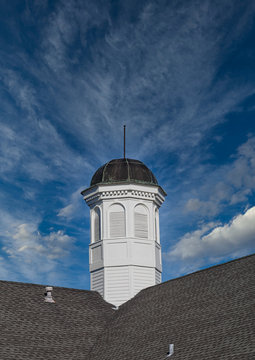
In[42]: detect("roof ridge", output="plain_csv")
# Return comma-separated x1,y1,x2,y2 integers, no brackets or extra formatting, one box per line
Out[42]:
143,252,255,291
87,305,119,359
0,279,102,294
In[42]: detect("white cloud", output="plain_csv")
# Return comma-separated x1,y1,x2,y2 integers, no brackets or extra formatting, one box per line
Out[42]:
7,223,74,260
167,206,255,270
203,207,255,253
0,211,75,283
12,224,72,260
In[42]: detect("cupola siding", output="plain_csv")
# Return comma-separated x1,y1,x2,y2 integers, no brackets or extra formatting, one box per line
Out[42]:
82,158,166,306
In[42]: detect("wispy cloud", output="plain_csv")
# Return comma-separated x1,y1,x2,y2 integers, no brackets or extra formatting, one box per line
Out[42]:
184,136,255,217
21,0,254,165
0,71,90,185
57,187,86,220
2,0,254,167
0,0,254,288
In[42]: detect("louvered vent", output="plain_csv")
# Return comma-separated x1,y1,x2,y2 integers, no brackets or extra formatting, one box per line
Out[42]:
134,205,148,238
94,208,100,241
155,208,159,241
109,204,125,238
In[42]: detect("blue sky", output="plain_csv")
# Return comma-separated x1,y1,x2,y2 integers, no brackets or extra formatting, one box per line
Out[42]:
0,0,255,289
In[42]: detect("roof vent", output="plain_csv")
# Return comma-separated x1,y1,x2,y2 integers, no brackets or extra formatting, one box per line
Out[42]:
167,344,174,357
44,286,55,303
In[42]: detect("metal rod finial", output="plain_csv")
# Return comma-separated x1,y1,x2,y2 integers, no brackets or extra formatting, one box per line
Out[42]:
124,125,126,159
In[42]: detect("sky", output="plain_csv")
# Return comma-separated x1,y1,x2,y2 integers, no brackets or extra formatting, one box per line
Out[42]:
0,0,255,290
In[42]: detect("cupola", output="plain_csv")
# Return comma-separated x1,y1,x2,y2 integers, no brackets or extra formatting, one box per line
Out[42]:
81,158,166,306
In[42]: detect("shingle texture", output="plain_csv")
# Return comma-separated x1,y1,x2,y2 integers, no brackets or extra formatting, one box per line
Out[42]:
0,282,114,360
0,254,254,360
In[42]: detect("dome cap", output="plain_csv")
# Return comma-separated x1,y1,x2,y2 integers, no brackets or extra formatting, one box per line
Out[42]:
90,158,158,186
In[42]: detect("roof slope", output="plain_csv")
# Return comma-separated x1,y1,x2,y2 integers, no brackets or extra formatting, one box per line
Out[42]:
89,254,255,360
0,254,254,360
0,281,114,360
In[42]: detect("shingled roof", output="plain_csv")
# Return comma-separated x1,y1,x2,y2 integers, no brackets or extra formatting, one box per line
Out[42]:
1,254,254,360
0,282,114,359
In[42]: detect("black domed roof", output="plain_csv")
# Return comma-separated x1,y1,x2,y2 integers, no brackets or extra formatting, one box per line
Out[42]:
90,158,158,186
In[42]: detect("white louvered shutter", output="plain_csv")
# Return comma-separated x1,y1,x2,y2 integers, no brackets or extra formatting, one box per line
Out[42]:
94,208,100,241
109,204,125,238
134,205,148,238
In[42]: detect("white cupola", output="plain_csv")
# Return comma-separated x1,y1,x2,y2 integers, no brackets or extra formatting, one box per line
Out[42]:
81,158,166,306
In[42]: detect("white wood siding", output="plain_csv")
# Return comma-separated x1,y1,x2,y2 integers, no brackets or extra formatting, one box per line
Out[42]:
105,267,130,306
155,269,161,284
133,266,154,294
91,269,104,297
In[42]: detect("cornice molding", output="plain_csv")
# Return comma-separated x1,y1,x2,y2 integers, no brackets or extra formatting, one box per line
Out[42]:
84,187,165,206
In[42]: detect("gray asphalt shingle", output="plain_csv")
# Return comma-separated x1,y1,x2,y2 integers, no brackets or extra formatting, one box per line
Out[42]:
0,282,114,359
0,254,254,359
